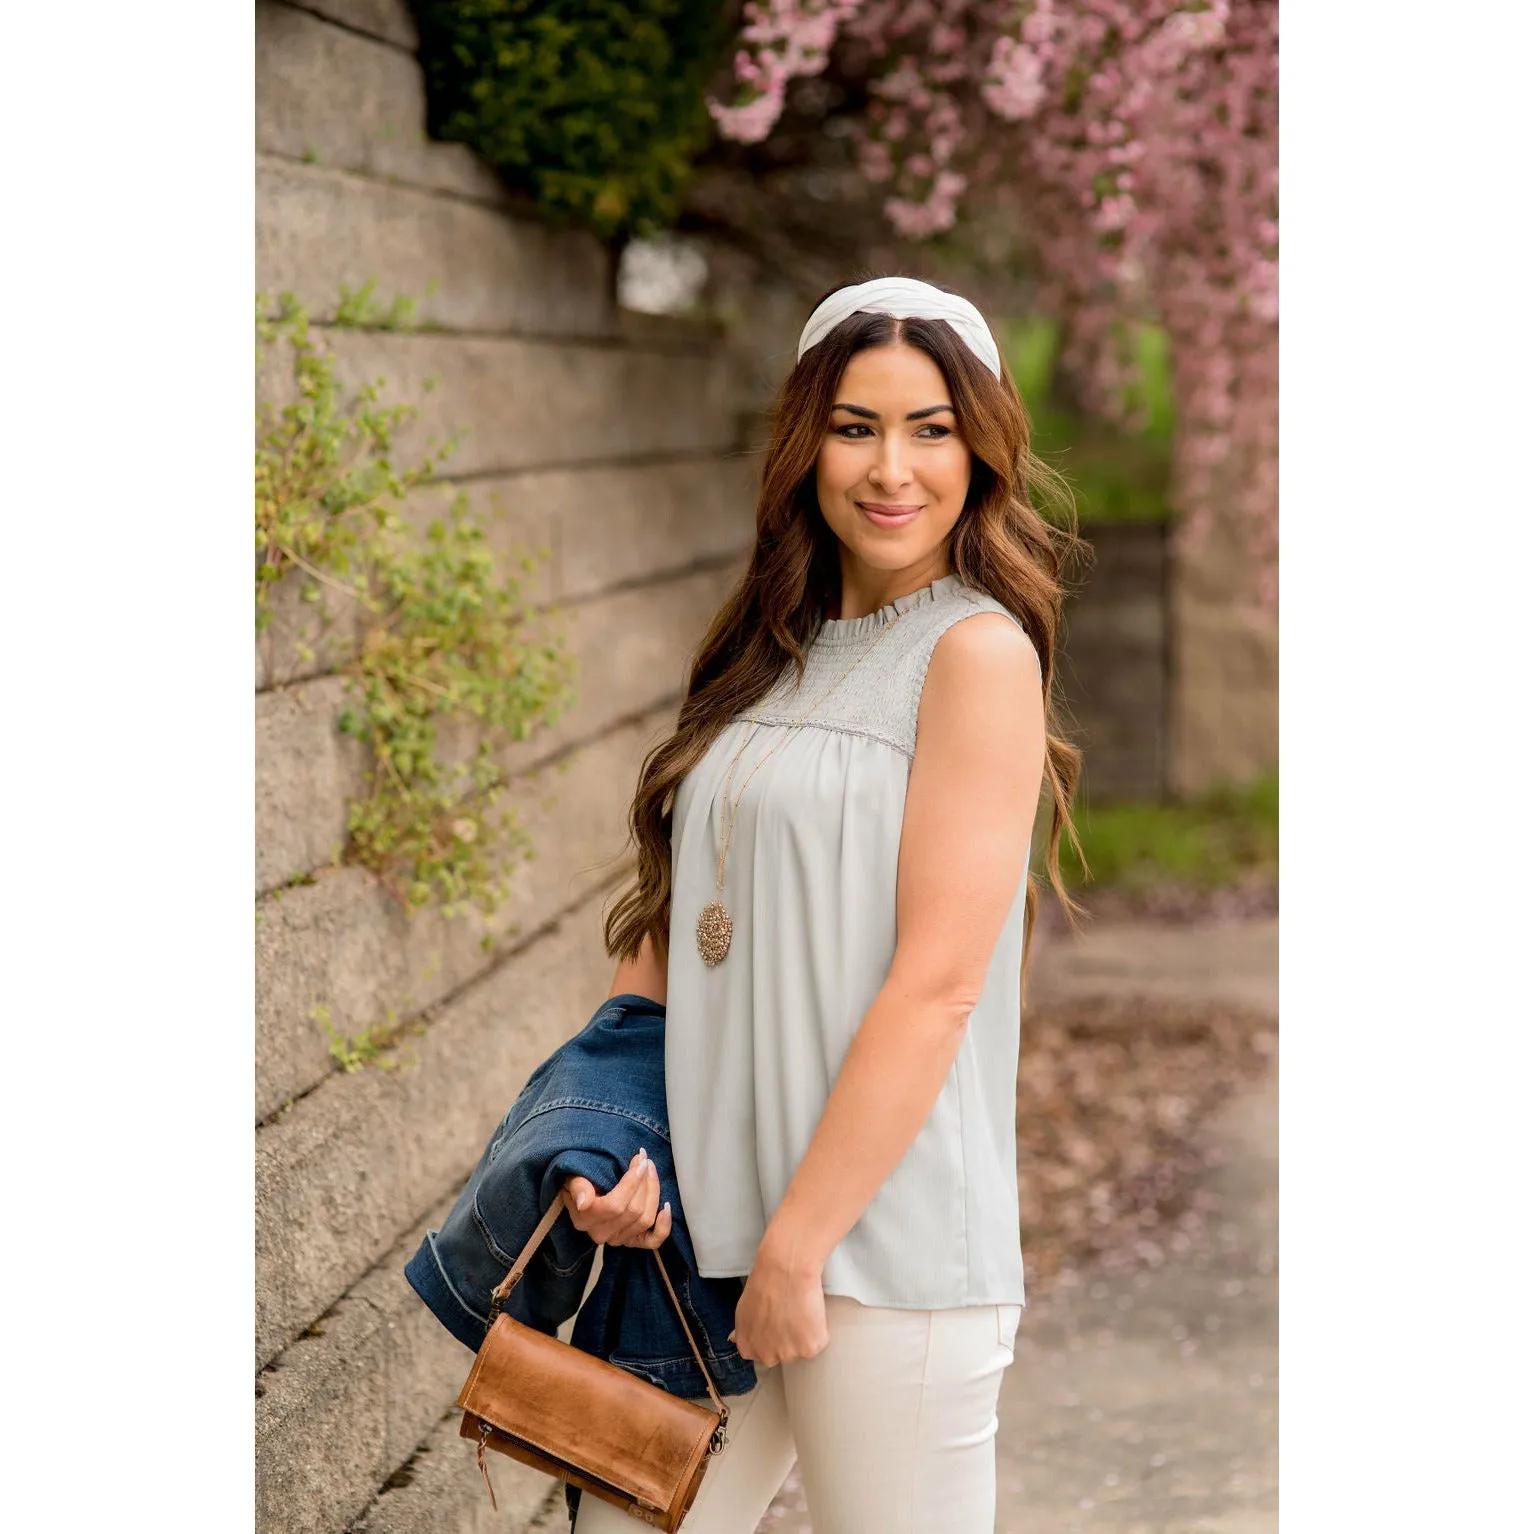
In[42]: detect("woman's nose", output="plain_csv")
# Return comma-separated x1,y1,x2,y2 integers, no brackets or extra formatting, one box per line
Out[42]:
868,442,911,490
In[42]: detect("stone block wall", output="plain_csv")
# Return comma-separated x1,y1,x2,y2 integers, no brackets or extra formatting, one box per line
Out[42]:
1168,491,1280,798
254,5,766,1530
1059,522,1170,806
1052,511,1276,809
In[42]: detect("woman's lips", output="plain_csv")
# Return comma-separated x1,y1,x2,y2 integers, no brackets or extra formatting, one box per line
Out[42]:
857,501,922,528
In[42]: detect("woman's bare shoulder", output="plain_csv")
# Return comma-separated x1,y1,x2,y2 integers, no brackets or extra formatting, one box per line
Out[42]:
925,608,1040,696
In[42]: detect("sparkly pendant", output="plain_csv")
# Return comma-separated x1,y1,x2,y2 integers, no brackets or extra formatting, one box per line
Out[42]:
696,900,733,966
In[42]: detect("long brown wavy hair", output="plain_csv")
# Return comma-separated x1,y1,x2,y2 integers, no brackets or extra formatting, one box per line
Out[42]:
604,283,1087,984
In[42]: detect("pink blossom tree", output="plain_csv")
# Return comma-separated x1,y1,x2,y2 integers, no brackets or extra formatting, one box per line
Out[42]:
708,0,1278,602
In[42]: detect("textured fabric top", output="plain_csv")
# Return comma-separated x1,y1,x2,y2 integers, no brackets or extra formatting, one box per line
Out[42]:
664,573,1041,1311
736,571,1030,758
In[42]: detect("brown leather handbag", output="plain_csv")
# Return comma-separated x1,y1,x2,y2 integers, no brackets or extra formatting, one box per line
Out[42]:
456,1197,731,1531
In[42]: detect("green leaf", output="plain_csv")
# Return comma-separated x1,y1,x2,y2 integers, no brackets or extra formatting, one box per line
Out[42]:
256,288,575,947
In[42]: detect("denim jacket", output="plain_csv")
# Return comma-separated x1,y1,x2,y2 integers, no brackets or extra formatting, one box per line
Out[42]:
403,992,756,1408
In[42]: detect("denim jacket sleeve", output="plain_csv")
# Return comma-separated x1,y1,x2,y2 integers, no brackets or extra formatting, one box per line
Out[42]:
404,994,671,1350
404,1132,621,1349
403,994,753,1398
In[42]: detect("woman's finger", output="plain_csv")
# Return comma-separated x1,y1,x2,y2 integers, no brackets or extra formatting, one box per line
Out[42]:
609,1151,649,1206
610,1153,659,1239
634,1200,672,1250
590,1152,651,1242
627,1158,661,1234
564,1167,637,1238
562,1176,598,1231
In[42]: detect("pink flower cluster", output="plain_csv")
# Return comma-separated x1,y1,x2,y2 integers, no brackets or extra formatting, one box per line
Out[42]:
710,0,1280,604
707,0,865,143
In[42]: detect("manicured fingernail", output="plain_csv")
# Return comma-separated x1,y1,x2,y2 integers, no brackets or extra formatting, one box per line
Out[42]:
662,1201,671,1216
637,1147,648,1163
575,1191,589,1210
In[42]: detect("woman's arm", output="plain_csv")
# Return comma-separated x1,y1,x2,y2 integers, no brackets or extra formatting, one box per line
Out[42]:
730,612,1043,1365
608,927,668,1004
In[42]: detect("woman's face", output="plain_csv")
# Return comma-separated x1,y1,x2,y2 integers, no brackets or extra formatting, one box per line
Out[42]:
814,341,973,580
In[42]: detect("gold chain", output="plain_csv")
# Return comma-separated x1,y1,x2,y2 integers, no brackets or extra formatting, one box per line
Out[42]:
711,609,905,893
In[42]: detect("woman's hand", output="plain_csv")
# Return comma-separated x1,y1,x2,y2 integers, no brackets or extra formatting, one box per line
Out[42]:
561,1149,673,1249
729,1234,829,1367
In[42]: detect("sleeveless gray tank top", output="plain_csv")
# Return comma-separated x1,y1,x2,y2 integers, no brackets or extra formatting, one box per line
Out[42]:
665,573,1037,1309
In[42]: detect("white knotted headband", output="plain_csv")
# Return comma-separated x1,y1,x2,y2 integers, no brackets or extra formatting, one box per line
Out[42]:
795,276,1003,380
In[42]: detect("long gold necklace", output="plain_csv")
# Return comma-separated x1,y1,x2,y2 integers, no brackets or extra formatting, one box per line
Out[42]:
695,609,906,966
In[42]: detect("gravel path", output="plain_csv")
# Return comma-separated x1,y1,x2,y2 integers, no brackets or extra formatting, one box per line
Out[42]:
993,1055,1277,1532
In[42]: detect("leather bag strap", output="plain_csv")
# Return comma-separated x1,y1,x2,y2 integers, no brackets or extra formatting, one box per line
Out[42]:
485,1194,728,1419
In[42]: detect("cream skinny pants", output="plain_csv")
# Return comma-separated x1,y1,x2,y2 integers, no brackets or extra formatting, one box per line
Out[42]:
573,1295,1022,1534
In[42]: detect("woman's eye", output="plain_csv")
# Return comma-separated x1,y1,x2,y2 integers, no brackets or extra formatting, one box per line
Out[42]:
833,423,952,439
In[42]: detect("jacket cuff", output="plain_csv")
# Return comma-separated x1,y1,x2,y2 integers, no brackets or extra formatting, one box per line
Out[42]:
403,1231,489,1354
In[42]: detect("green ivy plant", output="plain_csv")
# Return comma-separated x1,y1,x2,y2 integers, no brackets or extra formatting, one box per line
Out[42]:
310,1001,426,1074
310,1004,397,1073
333,275,443,331
407,0,734,238
256,289,576,919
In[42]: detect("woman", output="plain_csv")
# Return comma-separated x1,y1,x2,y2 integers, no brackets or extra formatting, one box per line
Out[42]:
565,275,1082,1532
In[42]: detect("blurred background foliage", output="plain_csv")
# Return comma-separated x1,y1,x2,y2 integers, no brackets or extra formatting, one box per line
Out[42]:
408,0,734,238
1001,316,1174,528
1058,773,1278,897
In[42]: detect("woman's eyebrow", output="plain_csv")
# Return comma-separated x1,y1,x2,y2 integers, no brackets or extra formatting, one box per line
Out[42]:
830,402,956,421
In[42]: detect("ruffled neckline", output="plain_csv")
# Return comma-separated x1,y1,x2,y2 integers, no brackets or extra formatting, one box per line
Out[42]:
813,573,965,644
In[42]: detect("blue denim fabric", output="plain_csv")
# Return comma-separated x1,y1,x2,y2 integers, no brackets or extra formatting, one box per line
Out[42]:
403,992,755,1407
